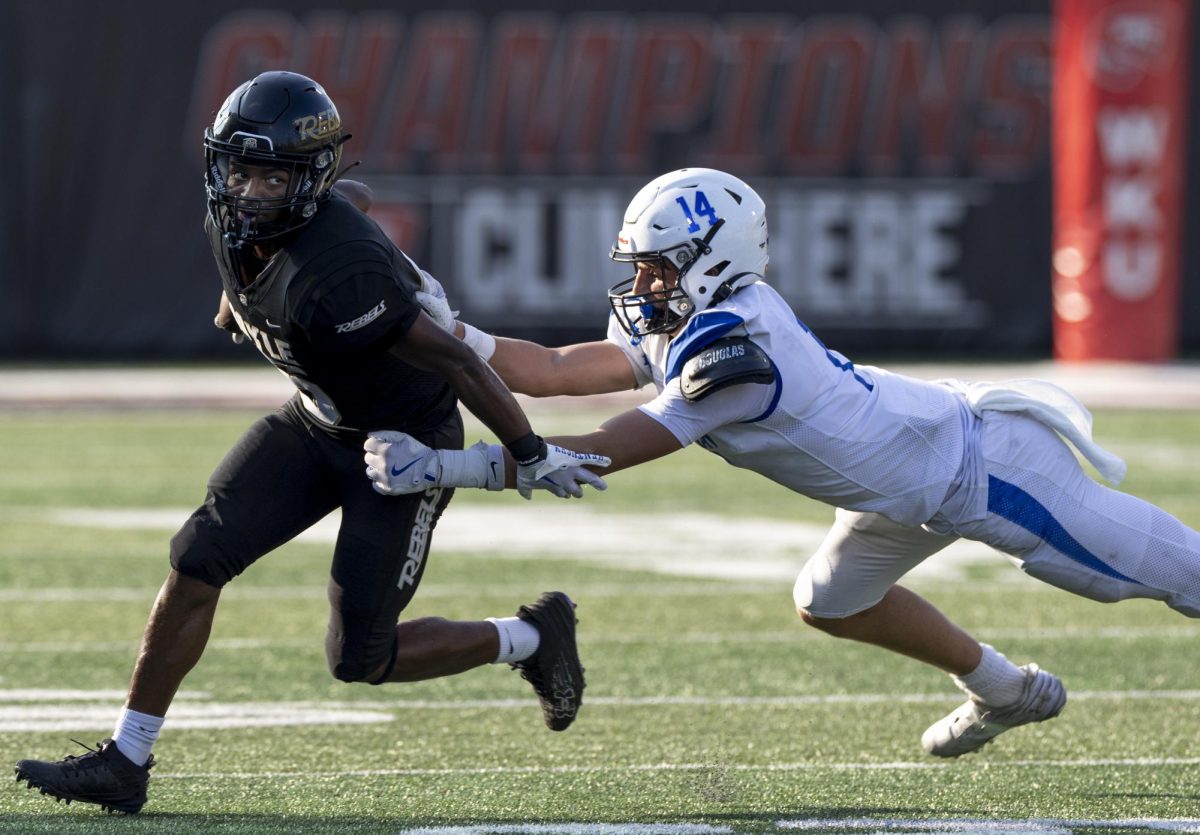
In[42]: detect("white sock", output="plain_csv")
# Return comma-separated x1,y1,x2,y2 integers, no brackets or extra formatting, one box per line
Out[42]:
952,644,1028,707
487,616,540,663
112,707,163,767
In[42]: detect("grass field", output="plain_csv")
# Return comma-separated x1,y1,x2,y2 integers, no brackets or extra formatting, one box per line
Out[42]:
1,403,1198,834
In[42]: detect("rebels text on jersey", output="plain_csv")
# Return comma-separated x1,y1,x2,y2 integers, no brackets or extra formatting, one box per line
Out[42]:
206,193,455,433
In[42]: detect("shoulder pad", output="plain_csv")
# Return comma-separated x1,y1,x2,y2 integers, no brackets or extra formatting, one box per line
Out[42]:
680,336,775,402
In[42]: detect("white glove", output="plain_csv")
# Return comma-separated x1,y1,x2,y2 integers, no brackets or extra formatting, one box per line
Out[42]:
364,432,505,496
364,431,609,500
516,444,611,500
414,269,497,361
364,431,441,495
415,270,458,332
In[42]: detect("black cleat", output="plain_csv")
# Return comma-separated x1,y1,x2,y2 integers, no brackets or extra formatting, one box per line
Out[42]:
14,739,154,814
512,591,585,731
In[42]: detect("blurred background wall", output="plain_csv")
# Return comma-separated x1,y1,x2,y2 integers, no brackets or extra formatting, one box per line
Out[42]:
2,0,1195,360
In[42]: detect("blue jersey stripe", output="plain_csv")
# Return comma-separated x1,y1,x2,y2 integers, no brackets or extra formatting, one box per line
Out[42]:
743,357,782,423
986,475,1142,585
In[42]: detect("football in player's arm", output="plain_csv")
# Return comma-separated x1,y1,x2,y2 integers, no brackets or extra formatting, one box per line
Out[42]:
367,167,1200,762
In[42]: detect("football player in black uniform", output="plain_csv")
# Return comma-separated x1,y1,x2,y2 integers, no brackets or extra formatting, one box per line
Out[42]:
14,71,607,814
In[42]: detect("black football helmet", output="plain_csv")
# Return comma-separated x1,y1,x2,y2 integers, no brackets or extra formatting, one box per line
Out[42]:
204,71,345,246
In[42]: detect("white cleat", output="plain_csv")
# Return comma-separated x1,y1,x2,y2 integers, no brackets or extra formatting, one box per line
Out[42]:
921,663,1067,758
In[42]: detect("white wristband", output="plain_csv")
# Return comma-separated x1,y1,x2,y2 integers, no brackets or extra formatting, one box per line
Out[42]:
432,441,505,491
461,323,497,362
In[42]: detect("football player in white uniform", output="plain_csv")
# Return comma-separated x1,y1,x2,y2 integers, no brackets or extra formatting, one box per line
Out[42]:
364,168,1200,757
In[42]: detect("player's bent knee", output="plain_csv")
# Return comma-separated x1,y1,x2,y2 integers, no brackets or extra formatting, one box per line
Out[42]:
793,563,846,623
795,568,876,635
796,607,850,634
170,518,241,589
327,652,379,684
169,547,234,590
329,659,372,684
326,635,397,685
795,555,883,624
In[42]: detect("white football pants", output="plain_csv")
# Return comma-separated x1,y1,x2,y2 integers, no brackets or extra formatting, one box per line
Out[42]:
795,411,1200,619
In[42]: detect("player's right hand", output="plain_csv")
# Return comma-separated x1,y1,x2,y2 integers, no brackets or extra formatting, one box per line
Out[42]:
516,443,611,500
363,431,440,495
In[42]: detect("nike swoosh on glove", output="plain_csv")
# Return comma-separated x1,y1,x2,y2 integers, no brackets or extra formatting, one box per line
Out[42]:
363,431,440,495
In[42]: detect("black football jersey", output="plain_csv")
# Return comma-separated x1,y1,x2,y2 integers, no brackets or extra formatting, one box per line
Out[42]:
206,193,456,434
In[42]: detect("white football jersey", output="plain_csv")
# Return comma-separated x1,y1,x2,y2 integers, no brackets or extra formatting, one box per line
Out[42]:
606,282,974,527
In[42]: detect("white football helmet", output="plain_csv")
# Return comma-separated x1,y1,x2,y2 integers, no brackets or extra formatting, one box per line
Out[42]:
609,168,768,337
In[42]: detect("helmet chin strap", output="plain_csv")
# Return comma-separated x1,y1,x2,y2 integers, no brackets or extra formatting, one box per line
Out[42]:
679,217,727,311
224,215,252,250
709,272,758,307
689,217,724,257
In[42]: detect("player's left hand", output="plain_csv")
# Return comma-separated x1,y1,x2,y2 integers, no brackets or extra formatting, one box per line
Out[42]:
516,444,611,500
332,179,374,213
214,291,245,344
363,431,440,496
415,270,459,332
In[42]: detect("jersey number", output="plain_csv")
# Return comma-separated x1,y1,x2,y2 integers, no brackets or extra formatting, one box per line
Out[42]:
675,191,719,234
797,319,874,392
291,375,343,424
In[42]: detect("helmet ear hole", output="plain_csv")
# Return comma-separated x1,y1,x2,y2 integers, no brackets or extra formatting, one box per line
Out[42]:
705,260,730,277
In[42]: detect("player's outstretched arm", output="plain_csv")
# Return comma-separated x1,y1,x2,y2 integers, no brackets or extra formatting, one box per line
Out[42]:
548,408,683,475
490,338,636,398
364,406,676,499
365,432,609,500
386,312,610,499
414,272,636,397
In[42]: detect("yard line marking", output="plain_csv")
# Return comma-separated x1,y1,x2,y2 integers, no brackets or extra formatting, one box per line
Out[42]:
7,689,1200,733
269,689,1200,711
778,818,1200,833
39,505,1017,583
979,625,1200,639
0,701,392,731
151,757,1200,781
0,689,209,702
0,581,777,603
386,822,1200,835
599,625,1200,644
6,689,1200,710
3,625,1196,654
398,827,732,835
0,588,155,602
0,637,317,653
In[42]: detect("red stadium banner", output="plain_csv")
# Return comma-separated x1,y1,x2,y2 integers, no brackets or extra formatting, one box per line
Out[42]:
1052,0,1192,361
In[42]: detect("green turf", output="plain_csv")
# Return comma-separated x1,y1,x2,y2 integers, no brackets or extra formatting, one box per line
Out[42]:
1,406,1198,834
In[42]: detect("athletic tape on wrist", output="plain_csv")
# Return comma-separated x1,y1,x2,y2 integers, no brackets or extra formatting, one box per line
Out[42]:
432,442,505,491
461,323,496,361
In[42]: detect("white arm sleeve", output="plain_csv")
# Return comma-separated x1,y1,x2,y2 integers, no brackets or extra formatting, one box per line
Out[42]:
637,377,774,447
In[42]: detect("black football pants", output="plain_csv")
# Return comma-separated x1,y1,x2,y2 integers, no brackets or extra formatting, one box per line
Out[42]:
170,395,462,682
